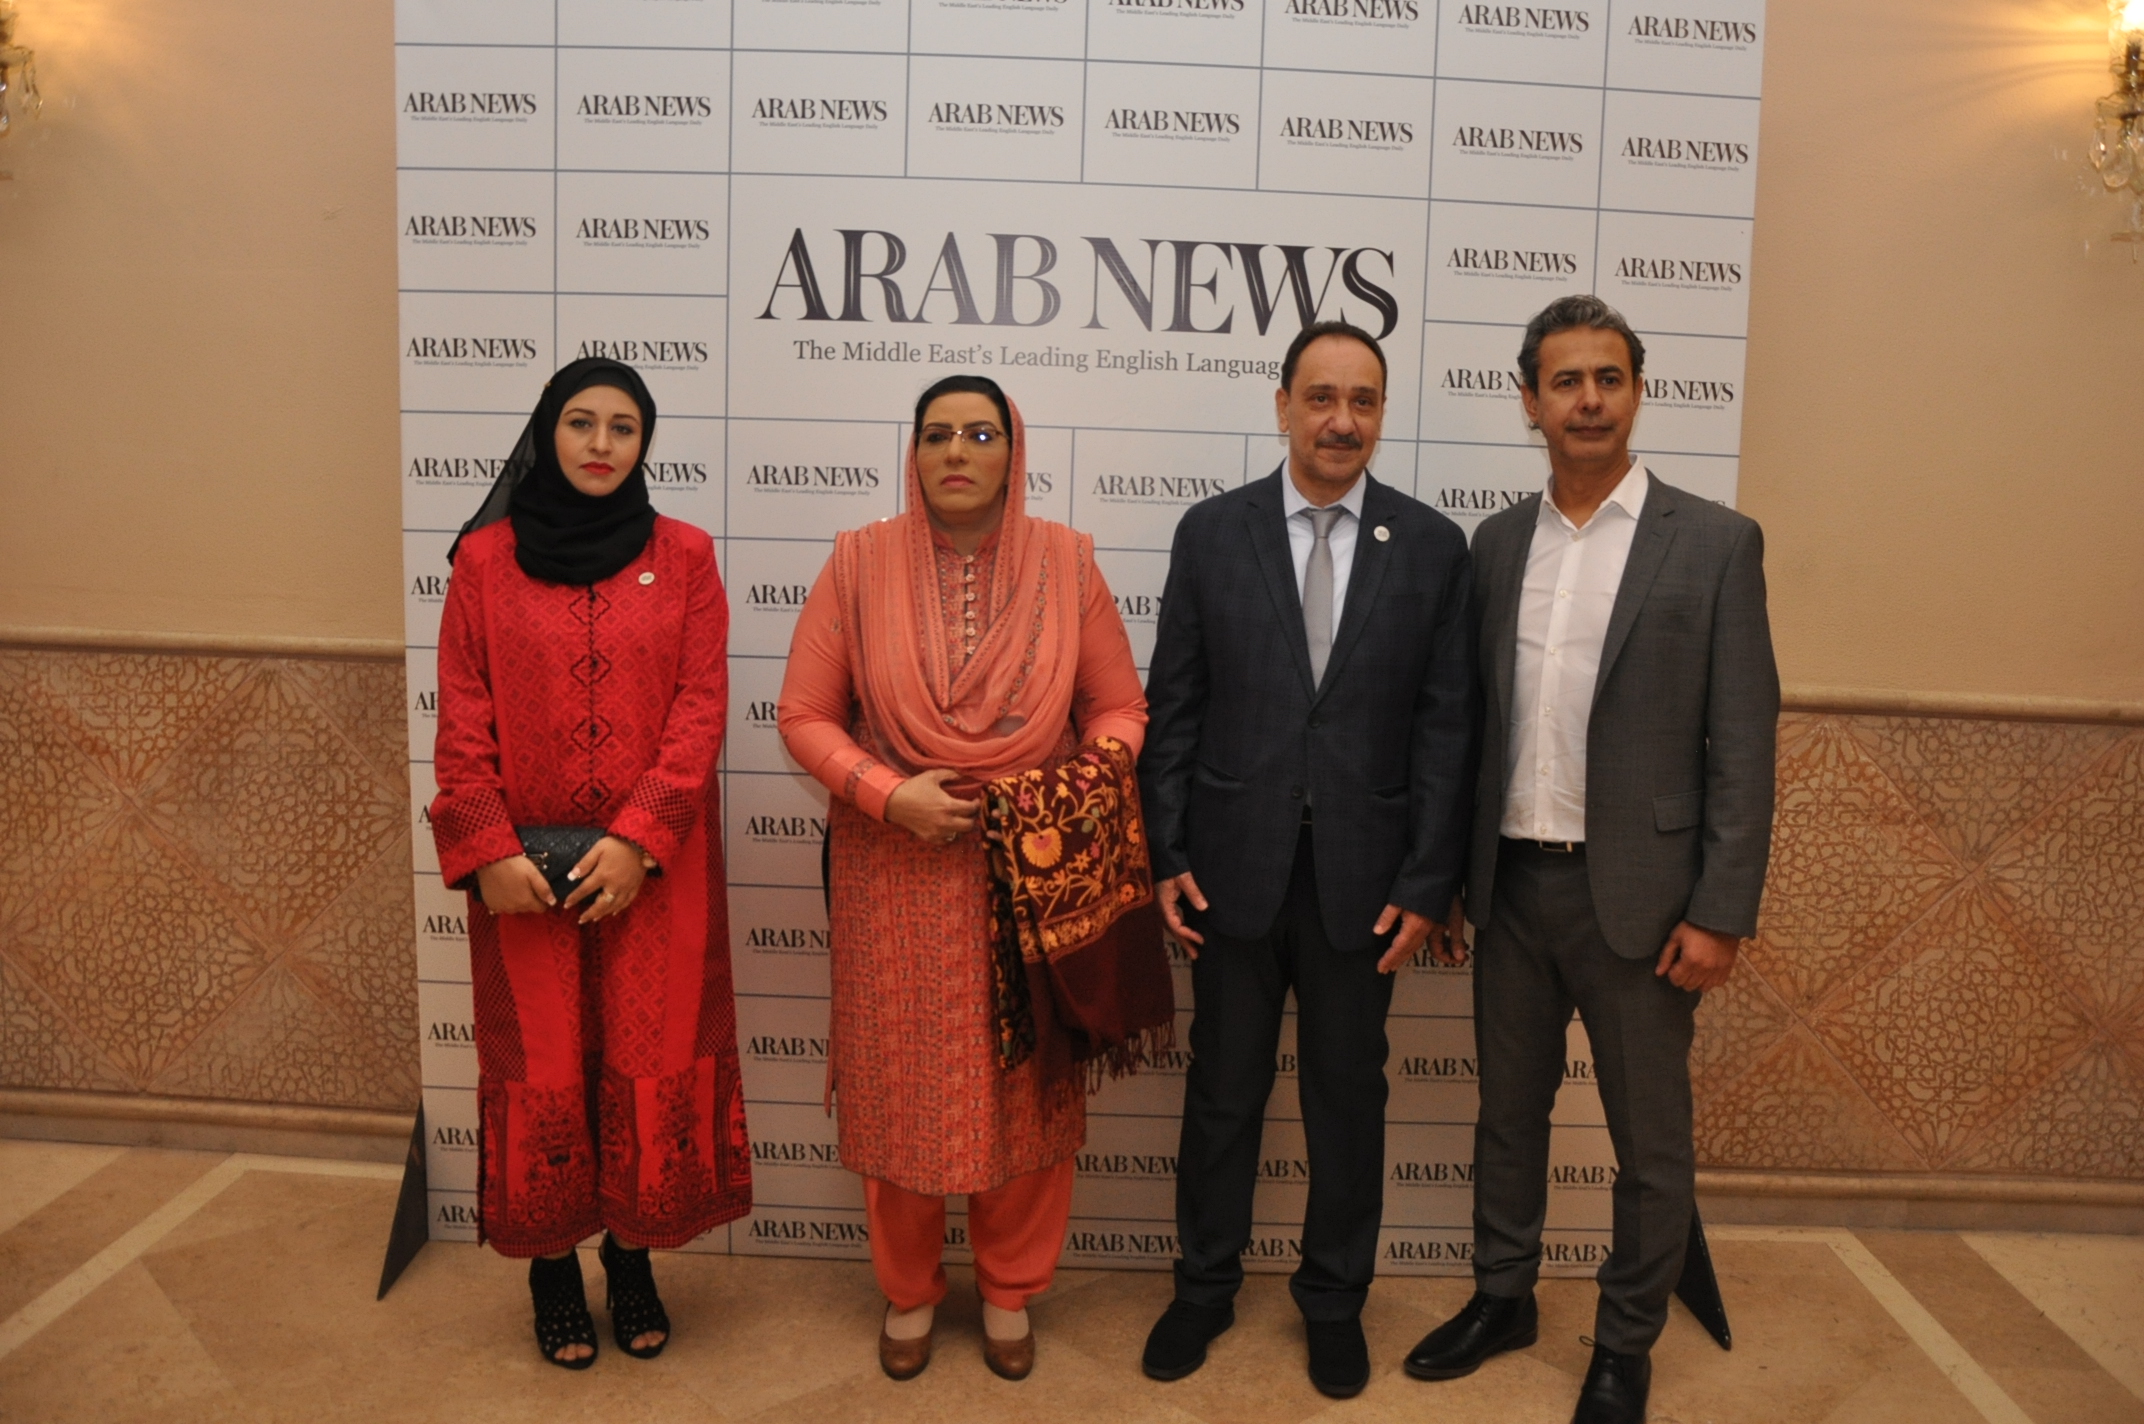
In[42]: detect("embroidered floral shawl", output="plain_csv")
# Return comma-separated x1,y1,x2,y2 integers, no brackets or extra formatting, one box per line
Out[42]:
982,736,1175,1086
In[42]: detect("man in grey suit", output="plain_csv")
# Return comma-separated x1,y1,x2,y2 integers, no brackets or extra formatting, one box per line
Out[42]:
1402,296,1778,1424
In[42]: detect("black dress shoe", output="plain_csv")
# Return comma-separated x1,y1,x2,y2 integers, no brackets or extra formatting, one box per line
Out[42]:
1571,1344,1651,1424
1142,1300,1235,1381
1305,1317,1371,1399
1403,1290,1538,1380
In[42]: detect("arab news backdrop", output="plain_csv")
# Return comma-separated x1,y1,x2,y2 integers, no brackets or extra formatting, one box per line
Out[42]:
397,0,1763,1270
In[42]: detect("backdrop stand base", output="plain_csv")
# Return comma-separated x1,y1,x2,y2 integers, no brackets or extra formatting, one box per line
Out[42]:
376,1105,429,1301
1674,1208,1732,1349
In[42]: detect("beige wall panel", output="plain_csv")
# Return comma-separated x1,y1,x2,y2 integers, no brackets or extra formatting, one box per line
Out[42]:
0,0,400,641
1739,0,2144,700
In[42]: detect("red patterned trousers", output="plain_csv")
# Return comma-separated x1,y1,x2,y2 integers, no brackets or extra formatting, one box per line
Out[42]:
468,829,751,1257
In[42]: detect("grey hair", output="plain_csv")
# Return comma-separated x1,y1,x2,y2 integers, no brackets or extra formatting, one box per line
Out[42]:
1516,295,1646,391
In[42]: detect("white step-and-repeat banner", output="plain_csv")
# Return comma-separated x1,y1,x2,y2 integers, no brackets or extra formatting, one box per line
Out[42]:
397,0,1763,1271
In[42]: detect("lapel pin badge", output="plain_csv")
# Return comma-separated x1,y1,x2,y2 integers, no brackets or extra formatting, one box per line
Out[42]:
1374,524,1391,542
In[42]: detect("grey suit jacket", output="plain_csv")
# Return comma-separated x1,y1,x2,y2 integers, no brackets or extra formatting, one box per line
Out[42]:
1466,472,1779,959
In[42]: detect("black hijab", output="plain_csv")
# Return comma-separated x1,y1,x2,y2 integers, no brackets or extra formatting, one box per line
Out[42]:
448,358,659,586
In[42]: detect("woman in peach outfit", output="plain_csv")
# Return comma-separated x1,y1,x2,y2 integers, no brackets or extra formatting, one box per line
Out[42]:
777,375,1146,1382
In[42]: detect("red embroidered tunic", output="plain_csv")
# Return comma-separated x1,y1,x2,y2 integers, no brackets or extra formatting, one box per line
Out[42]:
780,530,1147,1196
432,517,752,1254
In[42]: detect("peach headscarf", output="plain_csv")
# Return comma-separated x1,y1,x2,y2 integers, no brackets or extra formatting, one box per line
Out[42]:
829,400,1086,782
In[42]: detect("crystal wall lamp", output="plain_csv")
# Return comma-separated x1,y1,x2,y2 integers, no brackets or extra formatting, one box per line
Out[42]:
2092,0,2144,239
0,0,38,180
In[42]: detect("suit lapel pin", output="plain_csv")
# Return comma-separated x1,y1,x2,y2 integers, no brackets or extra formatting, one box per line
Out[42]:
1374,524,1390,542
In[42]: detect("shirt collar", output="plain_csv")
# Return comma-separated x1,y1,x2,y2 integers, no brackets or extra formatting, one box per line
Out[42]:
1282,468,1368,524
1538,461,1649,532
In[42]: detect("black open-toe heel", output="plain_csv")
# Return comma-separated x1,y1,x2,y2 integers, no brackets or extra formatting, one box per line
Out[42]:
601,1233,671,1360
529,1251,599,1369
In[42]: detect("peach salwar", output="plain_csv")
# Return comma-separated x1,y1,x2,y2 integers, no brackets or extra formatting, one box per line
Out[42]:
776,403,1144,1302
866,1161,1078,1312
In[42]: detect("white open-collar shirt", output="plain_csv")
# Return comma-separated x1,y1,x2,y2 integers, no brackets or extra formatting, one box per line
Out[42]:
1280,467,1367,640
1500,462,1650,843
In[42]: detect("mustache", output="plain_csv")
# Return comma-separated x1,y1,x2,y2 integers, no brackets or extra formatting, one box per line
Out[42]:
1315,432,1364,449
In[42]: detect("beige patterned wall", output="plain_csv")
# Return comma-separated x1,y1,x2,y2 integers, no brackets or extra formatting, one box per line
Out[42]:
0,649,417,1111
2,649,2140,1182
1694,712,2144,1180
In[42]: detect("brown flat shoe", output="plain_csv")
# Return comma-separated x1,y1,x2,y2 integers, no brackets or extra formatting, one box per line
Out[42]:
983,1329,1035,1381
879,1322,933,1381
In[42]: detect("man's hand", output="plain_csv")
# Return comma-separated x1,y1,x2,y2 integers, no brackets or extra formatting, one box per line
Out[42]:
1374,905,1434,974
1375,896,1470,974
1655,921,1740,991
1157,872,1209,956
475,855,554,915
1429,896,1469,967
885,769,982,844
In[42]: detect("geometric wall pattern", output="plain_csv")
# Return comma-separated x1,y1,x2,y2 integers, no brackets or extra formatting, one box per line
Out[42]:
4,649,2140,1182
1693,712,2144,1179
0,649,418,1111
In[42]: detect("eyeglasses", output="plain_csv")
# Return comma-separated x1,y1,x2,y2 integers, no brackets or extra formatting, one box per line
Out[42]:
918,423,1005,450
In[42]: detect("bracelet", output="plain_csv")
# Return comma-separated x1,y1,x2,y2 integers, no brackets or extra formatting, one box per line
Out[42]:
608,832,659,871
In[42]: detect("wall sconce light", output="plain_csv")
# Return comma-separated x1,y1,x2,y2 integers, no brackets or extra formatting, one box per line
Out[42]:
0,0,39,180
2092,0,2144,239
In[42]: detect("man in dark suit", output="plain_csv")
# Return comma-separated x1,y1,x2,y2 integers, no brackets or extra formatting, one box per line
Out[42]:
1402,296,1778,1424
1138,321,1477,1398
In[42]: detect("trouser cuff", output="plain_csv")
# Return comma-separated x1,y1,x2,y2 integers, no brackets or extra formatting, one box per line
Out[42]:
1289,1278,1369,1322
1172,1261,1241,1309
1592,1303,1665,1356
1474,1260,1542,1299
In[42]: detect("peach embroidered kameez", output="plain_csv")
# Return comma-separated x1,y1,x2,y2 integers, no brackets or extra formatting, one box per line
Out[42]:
776,408,1146,1199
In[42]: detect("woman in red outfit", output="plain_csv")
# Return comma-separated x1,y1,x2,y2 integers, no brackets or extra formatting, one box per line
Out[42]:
431,358,751,1369
778,376,1147,1382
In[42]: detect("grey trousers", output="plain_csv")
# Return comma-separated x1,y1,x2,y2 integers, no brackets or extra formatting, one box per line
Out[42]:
1471,839,1699,1355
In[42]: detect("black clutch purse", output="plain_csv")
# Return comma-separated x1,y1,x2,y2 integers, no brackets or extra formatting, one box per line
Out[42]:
516,826,606,902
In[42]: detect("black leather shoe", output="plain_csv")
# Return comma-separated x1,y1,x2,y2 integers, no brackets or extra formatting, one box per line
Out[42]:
1305,1317,1371,1399
1403,1290,1539,1380
1142,1300,1235,1381
1571,1344,1651,1423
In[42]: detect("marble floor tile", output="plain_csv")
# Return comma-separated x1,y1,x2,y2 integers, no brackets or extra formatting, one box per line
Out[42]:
0,1259,236,1424
1336,1239,1965,1424
1648,1240,1937,1423
1964,1230,2144,1403
0,1147,226,1320
5,1152,2144,1424
1856,1230,2144,1424
742,1319,1211,1424
642,1253,895,1421
0,1140,124,1235
1815,1340,1989,1424
150,1168,386,1255
140,1176,731,1423
1038,1267,1384,1424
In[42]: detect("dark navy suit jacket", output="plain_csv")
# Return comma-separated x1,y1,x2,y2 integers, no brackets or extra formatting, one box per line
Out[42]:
1139,467,1478,955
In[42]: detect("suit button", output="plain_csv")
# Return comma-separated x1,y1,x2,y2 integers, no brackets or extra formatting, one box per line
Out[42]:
1290,786,1304,799
1309,715,1322,729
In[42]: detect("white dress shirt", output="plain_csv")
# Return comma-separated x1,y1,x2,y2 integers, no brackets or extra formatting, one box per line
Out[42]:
1501,463,1650,842
1280,469,1367,640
